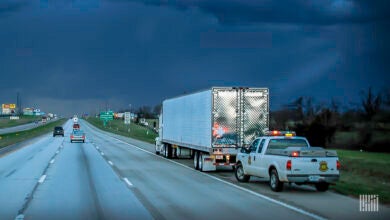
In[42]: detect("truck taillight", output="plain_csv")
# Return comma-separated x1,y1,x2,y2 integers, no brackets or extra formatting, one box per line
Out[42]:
337,160,341,170
70,135,74,139
286,160,292,170
291,151,299,157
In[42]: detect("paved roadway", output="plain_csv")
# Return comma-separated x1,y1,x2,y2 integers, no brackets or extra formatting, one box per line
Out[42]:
0,119,56,135
0,119,388,220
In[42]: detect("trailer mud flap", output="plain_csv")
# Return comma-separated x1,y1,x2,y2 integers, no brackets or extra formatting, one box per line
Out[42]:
202,156,217,171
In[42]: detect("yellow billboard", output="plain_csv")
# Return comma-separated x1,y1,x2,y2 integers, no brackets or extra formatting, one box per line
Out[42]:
2,104,16,109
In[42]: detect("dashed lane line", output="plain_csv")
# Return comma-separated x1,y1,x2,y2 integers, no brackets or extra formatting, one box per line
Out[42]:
38,175,47,184
123,178,133,187
109,135,326,220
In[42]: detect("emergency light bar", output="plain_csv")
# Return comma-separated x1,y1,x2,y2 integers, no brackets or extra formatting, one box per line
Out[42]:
266,130,296,137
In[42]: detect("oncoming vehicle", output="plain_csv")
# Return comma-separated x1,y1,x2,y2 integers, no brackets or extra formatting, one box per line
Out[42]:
235,131,340,192
53,126,64,137
70,130,85,143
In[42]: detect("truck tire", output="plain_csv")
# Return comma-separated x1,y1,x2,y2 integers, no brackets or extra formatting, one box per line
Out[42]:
164,145,168,158
199,153,203,171
193,151,199,170
235,163,250,182
166,144,172,159
315,182,329,192
270,169,284,192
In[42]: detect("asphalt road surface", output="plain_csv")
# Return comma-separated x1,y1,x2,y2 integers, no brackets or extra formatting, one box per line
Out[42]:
0,119,56,135
0,119,389,220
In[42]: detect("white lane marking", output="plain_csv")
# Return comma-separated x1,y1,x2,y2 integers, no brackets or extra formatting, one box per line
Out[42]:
96,146,100,150
111,136,325,220
14,214,24,220
101,152,105,156
50,159,55,164
55,151,59,154
123,177,133,187
108,161,114,166
38,175,47,183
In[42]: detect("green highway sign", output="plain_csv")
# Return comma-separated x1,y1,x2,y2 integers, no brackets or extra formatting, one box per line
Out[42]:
100,111,114,121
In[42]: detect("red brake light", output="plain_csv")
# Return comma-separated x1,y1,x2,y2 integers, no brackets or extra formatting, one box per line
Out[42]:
70,135,74,139
291,151,299,157
337,160,341,170
286,160,292,170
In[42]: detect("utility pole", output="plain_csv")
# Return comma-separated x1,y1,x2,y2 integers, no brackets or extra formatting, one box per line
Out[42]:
16,92,21,115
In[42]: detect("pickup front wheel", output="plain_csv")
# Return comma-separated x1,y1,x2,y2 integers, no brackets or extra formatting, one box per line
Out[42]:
235,163,250,182
270,169,284,192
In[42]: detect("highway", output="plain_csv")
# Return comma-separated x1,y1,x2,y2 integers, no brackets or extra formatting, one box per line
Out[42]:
0,120,53,135
0,119,389,220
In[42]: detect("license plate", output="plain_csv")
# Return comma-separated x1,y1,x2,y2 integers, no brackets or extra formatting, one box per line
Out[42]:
308,176,320,182
216,155,223,160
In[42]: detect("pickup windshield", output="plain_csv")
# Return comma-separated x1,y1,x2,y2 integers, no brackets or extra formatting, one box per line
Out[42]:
268,138,308,149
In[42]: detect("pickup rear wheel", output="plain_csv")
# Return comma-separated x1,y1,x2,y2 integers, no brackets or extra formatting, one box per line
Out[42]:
235,163,250,182
315,182,329,192
269,169,284,192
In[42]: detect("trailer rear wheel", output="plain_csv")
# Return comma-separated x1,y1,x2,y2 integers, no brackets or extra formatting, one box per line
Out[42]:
193,151,199,170
199,153,203,171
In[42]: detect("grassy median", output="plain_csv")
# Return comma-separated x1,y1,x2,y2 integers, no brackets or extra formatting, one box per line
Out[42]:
331,149,390,204
85,117,157,144
0,115,41,129
0,119,67,148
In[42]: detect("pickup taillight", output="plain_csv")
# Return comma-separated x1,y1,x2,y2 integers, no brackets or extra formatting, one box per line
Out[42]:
286,160,292,170
291,151,299,157
337,160,341,170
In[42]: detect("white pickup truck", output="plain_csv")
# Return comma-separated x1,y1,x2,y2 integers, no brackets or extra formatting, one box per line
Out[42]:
235,131,340,192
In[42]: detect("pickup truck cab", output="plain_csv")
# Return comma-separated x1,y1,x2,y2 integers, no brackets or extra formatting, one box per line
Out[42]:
235,131,340,192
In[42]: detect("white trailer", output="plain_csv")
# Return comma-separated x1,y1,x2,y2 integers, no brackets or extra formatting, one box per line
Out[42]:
155,87,269,171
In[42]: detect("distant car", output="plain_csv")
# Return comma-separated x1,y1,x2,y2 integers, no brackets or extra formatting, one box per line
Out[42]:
73,123,80,130
70,130,85,143
53,126,64,137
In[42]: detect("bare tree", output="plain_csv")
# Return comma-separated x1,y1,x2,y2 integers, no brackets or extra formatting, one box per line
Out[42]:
361,87,382,120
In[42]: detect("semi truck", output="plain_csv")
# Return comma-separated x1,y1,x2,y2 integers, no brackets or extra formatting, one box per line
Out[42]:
155,87,269,171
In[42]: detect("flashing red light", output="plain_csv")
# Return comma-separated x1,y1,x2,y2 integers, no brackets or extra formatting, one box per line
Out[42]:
286,160,292,170
337,160,341,170
291,151,299,157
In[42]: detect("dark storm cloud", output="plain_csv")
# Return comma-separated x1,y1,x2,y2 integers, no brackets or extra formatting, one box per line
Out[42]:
109,0,390,24
0,0,28,16
0,0,388,116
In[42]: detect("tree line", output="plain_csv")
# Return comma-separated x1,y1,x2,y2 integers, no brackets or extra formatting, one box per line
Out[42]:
271,87,389,152
123,87,389,152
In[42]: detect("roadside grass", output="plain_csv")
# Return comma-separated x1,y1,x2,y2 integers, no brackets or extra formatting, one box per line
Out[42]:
85,117,157,144
0,115,41,129
331,149,390,204
0,119,67,148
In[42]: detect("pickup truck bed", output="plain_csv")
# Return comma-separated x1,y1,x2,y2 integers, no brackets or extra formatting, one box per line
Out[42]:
235,133,340,192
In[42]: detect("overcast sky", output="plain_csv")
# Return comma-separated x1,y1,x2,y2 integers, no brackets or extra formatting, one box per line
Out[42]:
0,0,389,116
